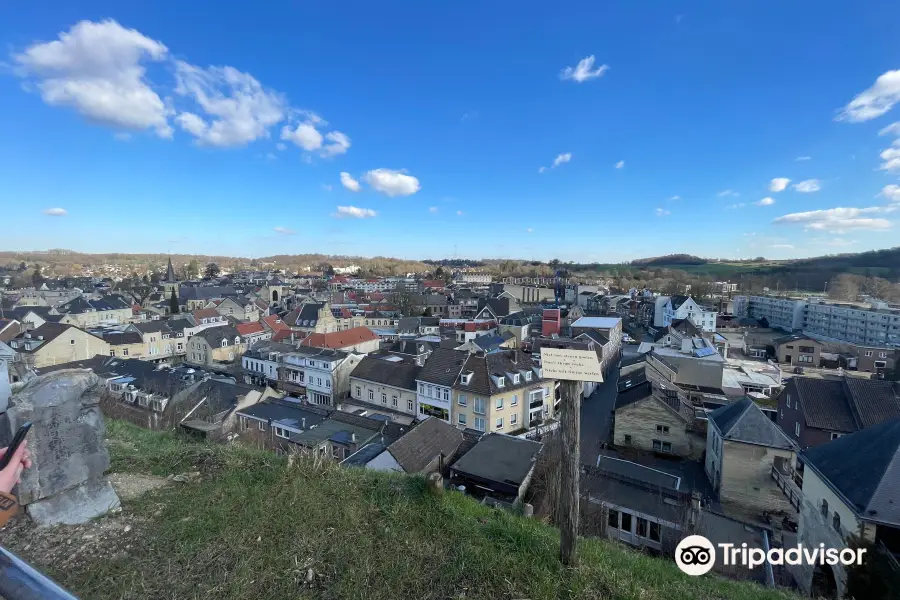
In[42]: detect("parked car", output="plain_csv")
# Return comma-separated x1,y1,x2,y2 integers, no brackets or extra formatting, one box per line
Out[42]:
792,366,804,374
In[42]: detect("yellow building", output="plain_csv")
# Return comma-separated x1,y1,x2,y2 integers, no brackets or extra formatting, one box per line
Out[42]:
7,322,109,369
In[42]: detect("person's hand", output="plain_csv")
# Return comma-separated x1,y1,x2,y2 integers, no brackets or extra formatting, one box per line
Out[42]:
0,442,32,494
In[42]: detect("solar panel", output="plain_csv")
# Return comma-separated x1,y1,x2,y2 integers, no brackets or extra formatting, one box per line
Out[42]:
693,347,716,358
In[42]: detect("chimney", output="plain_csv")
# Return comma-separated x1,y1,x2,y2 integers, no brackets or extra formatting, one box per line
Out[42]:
351,432,357,443
689,491,702,530
301,417,306,428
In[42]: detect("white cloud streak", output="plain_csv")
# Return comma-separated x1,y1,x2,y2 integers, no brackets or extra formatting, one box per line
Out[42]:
340,172,361,192
654,208,670,216
363,169,421,197
836,70,900,122
42,207,67,216
615,160,625,169
273,226,295,235
793,179,821,193
756,197,776,206
773,207,892,232
333,206,376,219
560,55,609,83
718,189,739,198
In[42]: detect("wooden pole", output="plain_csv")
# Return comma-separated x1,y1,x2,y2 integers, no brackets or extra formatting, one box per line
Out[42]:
558,379,582,566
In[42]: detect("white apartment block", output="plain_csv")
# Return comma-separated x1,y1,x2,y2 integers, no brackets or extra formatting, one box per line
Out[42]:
804,301,900,347
654,296,717,332
737,296,807,331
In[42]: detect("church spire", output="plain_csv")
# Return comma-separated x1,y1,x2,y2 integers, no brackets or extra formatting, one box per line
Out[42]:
165,257,177,282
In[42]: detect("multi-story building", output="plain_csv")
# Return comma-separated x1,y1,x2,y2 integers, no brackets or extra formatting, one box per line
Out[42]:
56,294,134,327
655,296,717,333
415,348,466,422
241,341,295,387
186,325,245,367
8,323,110,369
279,346,364,406
735,295,807,331
804,299,900,347
348,354,421,419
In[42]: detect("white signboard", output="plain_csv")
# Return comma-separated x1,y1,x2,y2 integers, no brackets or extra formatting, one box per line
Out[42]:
539,348,604,382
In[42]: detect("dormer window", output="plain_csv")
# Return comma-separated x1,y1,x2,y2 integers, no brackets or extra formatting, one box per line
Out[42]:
497,376,505,388
525,372,532,381
221,340,228,348
460,371,473,385
513,374,519,384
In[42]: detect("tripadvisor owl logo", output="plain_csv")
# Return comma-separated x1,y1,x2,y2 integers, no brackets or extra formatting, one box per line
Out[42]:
675,535,716,576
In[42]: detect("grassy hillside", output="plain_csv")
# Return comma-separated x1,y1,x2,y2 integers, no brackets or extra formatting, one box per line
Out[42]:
4,421,798,600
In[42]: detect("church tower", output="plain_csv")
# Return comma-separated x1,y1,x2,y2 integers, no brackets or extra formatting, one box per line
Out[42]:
162,257,179,299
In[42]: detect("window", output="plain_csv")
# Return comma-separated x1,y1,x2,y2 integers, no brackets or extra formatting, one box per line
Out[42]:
427,385,434,397
832,512,841,532
510,413,518,425
656,425,670,435
70,339,75,345
356,386,361,397
407,399,414,412
621,513,632,533
495,417,503,430
458,394,467,407
525,372,532,381
274,427,289,439
662,441,672,453
624,434,632,444
458,413,466,426
831,432,842,440
382,393,387,404
443,389,449,401
473,397,485,415
636,517,648,537
110,350,116,356
332,446,342,460
879,352,887,358
649,522,661,542
795,422,801,436
496,397,503,410
865,350,873,357
513,374,519,384
607,509,619,529
821,499,829,519
258,421,266,431
511,394,518,407
474,417,485,432
419,383,425,394
653,440,662,451
392,395,398,407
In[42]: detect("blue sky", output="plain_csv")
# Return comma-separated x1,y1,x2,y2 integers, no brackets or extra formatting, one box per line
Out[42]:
2,1,900,262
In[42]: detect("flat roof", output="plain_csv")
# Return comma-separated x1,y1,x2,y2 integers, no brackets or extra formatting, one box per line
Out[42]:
571,317,621,329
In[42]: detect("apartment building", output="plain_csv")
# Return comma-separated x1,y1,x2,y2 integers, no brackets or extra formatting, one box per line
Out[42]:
735,295,806,331
804,300,900,347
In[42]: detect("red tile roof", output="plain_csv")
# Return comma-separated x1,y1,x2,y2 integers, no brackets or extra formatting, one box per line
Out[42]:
262,314,290,332
299,326,379,350
192,308,220,321
236,322,265,336
272,329,302,343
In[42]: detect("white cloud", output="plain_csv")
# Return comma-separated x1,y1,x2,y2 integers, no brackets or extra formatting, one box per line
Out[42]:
429,206,439,214
879,146,900,172
363,169,421,197
14,19,172,137
321,131,351,157
333,206,376,219
771,244,795,249
879,122,900,137
560,55,609,83
769,178,791,192
878,184,900,203
275,142,286,151
321,184,333,192
615,160,625,169
726,203,747,209
281,122,322,151
756,197,776,206
42,207,67,216
538,166,547,174
793,179,821,193
670,195,681,201
273,226,295,235
654,208,670,216
836,70,900,122
552,152,572,168
340,172,361,192
795,156,812,161
718,189,739,197
773,207,892,232
173,61,286,147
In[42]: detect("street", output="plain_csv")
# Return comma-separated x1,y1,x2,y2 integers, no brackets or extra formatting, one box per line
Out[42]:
579,363,619,466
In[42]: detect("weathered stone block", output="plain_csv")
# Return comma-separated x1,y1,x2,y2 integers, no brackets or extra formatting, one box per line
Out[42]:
26,478,121,526
5,369,114,508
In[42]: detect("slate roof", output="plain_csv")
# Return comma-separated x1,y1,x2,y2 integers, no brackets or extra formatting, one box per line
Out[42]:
477,297,516,318
670,295,690,310
11,322,105,353
670,318,702,338
385,418,463,474
450,433,542,486
341,442,388,467
237,400,330,429
285,303,325,327
772,334,817,347
0,319,21,343
104,331,144,345
350,355,421,390
194,325,240,346
166,317,195,332
576,330,610,346
472,334,507,351
802,417,900,527
178,286,239,301
165,257,178,282
417,347,469,387
134,321,172,334
614,381,653,409
709,397,795,450
791,376,900,433
456,349,545,396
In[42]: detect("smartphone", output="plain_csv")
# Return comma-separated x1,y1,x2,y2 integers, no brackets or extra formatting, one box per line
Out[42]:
0,422,32,471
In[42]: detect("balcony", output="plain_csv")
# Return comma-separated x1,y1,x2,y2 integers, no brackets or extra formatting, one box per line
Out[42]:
771,463,801,512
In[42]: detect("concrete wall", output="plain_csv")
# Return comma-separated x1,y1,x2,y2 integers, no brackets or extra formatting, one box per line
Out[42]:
613,398,703,459
719,440,795,520
665,355,724,389
32,331,110,368
776,340,822,366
